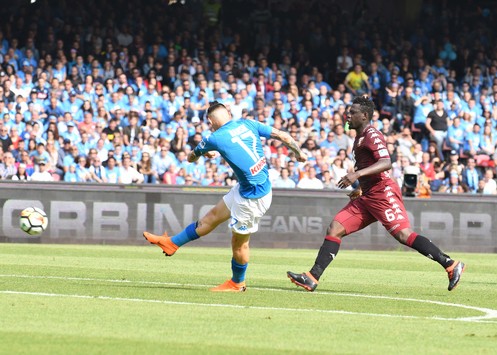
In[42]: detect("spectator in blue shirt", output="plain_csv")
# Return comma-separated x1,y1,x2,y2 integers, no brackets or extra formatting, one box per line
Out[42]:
461,158,482,194
412,95,433,149
28,142,50,164
62,121,81,144
446,117,466,151
64,163,78,182
463,123,482,156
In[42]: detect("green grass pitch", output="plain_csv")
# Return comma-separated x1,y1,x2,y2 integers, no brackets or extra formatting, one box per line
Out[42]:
1,243,497,354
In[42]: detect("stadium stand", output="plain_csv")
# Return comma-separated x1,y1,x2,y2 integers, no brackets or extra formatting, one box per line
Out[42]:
0,0,497,195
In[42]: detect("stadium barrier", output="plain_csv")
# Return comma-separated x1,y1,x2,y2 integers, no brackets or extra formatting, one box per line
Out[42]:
1,181,496,253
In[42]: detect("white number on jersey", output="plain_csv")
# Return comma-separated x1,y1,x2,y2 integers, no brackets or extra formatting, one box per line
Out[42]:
231,130,259,162
384,208,396,222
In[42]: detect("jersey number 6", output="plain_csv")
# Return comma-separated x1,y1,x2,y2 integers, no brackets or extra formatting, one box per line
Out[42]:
384,209,396,222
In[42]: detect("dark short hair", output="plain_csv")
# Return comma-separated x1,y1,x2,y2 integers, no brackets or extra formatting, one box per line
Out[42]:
352,96,375,120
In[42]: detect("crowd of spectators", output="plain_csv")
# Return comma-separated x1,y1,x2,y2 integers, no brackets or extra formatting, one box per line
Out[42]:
1,0,497,195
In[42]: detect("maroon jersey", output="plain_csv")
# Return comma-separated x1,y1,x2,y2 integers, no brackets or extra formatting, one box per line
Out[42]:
337,124,410,237
353,125,391,193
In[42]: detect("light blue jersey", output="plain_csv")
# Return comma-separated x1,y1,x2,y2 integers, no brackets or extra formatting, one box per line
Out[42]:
194,119,273,198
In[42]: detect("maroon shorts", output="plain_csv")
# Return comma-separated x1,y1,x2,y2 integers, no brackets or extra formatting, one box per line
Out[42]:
334,180,411,236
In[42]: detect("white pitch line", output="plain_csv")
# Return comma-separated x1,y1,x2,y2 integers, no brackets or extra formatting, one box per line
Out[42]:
1,274,497,323
0,290,426,320
2,290,495,324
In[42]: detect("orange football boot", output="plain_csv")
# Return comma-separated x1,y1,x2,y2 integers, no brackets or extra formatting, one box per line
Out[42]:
143,231,179,256
210,279,247,292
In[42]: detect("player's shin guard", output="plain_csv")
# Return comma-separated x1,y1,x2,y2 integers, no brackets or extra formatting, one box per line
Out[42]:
406,233,454,269
309,236,341,280
231,258,248,283
171,221,200,247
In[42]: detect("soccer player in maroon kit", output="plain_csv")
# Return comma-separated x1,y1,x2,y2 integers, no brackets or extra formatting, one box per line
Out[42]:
288,96,465,292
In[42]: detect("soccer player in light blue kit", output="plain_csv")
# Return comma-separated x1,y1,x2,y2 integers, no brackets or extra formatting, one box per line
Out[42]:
144,101,307,292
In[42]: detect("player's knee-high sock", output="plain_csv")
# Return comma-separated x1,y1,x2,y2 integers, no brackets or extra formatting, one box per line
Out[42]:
231,258,248,283
406,233,454,268
309,236,342,280
171,222,200,247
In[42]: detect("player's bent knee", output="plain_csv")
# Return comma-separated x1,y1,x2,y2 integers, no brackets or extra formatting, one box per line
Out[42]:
394,228,413,245
327,220,347,238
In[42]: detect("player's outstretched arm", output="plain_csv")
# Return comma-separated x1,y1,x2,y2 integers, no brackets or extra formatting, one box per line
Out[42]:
187,150,216,163
188,150,216,163
270,128,308,162
187,151,200,163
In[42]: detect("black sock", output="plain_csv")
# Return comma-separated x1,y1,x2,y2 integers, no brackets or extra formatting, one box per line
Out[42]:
410,234,454,269
310,237,341,280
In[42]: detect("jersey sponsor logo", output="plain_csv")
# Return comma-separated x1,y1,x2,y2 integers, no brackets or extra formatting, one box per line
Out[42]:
386,191,394,197
392,203,400,208
250,156,267,175
378,149,389,157
389,197,396,203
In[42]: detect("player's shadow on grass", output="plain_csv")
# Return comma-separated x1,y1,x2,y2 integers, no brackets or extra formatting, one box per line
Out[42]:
253,284,369,294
